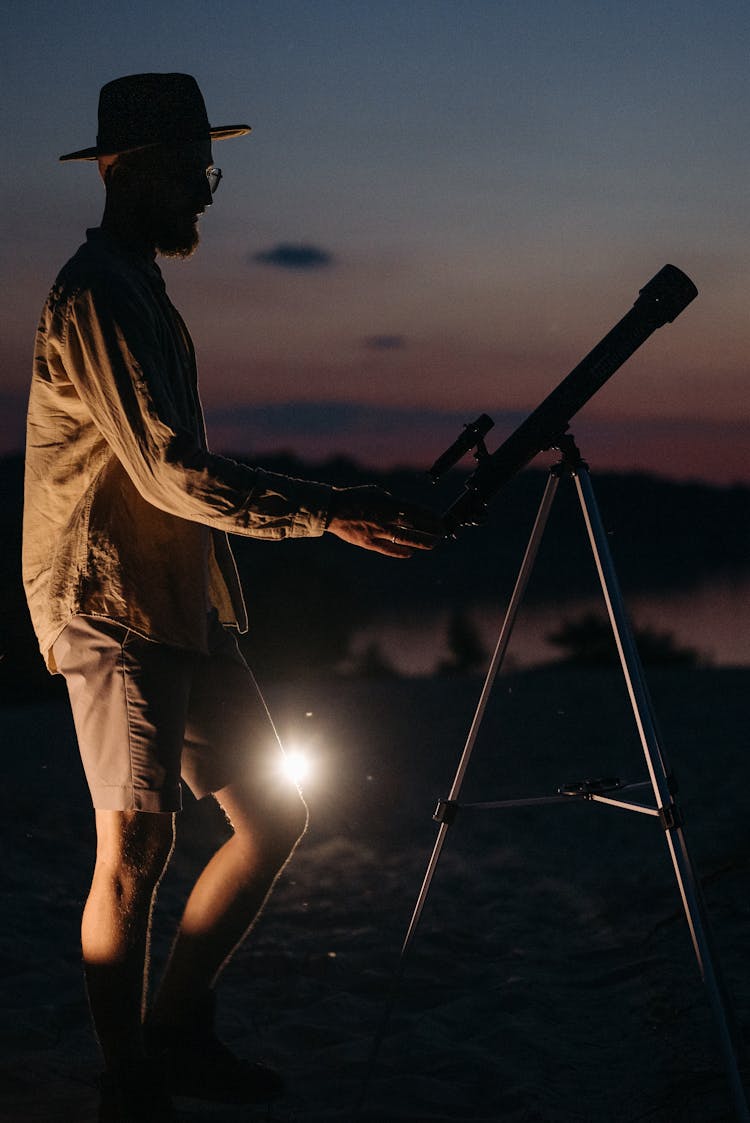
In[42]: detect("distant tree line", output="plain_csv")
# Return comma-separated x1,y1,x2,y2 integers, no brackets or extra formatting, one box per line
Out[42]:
546,611,704,668
0,453,746,700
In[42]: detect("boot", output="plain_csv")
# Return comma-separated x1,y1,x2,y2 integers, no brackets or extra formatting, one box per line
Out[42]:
145,991,284,1105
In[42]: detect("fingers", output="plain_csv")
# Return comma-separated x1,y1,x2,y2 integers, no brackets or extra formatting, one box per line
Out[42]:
384,506,445,551
362,508,443,556
325,486,446,557
384,522,437,551
368,536,419,558
326,520,420,557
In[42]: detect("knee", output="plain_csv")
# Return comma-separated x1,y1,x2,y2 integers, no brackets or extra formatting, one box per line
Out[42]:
95,810,175,897
135,816,176,881
221,786,308,867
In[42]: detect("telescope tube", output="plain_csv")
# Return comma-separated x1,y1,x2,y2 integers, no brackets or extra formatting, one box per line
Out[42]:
445,264,697,530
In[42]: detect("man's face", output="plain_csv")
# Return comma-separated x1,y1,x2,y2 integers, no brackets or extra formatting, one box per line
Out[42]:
114,138,216,258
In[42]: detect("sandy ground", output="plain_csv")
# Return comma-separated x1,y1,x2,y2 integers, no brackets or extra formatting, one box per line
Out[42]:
1,668,748,1122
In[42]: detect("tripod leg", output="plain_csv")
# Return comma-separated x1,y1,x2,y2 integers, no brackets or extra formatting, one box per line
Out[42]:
354,471,561,1117
403,468,561,958
573,466,749,1122
444,471,561,805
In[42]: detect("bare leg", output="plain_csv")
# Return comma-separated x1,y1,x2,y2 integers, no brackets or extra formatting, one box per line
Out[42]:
82,809,175,1066
151,778,307,1026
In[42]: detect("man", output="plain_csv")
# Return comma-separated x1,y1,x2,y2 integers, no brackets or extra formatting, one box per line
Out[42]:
23,73,443,1123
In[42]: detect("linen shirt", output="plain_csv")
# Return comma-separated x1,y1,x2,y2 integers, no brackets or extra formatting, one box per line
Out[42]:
23,227,332,672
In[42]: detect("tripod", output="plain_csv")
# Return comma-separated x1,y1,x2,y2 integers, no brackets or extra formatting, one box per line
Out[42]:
370,435,748,1121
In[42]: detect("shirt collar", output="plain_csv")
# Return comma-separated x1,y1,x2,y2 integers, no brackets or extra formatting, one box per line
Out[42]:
85,226,163,283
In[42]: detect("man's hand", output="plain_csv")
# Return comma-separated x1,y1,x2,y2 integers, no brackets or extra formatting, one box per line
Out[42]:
325,485,445,557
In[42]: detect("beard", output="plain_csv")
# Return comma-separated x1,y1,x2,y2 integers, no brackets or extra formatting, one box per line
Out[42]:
154,212,201,259
136,199,201,259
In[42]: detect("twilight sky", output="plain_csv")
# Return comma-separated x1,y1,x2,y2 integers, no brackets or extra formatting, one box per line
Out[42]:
2,1,748,483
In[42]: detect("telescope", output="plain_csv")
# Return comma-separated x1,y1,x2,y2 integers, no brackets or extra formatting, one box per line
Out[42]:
365,266,750,1123
431,264,698,531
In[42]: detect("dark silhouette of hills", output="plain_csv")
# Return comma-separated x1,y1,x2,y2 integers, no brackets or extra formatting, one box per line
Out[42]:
1,451,748,696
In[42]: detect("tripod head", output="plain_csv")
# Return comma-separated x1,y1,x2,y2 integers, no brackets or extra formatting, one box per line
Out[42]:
431,264,698,532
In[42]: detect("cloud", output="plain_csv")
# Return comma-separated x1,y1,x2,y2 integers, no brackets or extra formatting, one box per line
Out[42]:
251,243,334,270
363,334,407,351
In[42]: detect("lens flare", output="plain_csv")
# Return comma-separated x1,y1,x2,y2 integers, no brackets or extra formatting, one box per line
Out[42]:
281,748,312,786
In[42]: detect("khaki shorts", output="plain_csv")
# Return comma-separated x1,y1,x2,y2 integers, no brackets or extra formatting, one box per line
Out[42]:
52,613,281,812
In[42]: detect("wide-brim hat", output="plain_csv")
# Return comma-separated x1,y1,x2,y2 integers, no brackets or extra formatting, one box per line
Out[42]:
59,72,251,162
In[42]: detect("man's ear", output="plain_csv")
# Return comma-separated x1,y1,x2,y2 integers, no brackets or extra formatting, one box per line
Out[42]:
97,154,119,185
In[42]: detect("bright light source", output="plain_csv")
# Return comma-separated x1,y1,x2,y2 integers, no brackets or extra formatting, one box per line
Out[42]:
281,748,312,786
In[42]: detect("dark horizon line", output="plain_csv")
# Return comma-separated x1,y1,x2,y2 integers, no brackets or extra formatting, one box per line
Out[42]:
1,447,747,496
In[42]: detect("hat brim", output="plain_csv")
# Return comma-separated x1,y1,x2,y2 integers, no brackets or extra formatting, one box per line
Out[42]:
59,123,251,162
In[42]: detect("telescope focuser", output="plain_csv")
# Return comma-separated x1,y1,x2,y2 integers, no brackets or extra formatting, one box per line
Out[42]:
428,414,494,482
